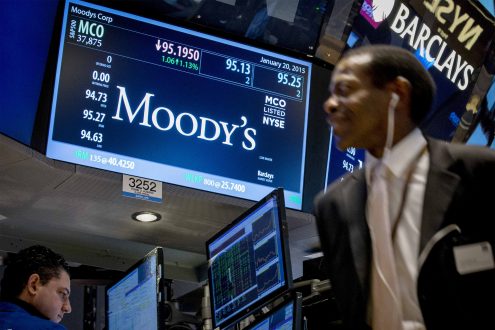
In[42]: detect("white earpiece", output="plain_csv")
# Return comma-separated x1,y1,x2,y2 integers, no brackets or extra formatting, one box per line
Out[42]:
384,92,399,156
390,92,399,108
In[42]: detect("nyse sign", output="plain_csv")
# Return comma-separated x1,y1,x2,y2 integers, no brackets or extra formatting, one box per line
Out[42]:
263,95,286,129
391,3,473,90
389,1,494,91
411,0,493,64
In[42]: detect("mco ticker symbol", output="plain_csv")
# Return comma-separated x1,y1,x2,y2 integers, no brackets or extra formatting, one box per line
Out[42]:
361,0,396,29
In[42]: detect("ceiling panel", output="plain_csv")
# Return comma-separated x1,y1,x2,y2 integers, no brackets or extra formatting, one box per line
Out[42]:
0,134,318,281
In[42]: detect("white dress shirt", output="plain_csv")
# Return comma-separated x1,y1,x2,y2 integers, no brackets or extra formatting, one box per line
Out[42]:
365,128,429,330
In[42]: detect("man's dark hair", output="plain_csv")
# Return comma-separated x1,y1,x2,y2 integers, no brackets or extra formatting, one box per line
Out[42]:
0,245,70,300
343,44,436,125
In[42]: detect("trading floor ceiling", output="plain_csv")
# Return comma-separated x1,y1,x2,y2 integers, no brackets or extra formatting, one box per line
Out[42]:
0,134,320,282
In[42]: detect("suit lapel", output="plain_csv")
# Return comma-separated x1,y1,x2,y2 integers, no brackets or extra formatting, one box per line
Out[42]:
420,138,461,253
341,139,461,293
345,170,371,292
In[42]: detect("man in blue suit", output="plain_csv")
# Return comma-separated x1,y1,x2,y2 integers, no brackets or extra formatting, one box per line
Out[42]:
315,45,495,329
0,245,71,329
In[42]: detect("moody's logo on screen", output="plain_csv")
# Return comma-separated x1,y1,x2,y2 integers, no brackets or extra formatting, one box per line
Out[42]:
111,86,257,150
263,95,286,129
361,0,396,29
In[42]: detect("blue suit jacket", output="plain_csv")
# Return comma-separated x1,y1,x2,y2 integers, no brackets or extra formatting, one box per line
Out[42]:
0,300,66,330
314,138,495,330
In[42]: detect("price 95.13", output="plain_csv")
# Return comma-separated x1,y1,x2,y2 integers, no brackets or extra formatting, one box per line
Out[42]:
225,58,251,74
81,129,103,143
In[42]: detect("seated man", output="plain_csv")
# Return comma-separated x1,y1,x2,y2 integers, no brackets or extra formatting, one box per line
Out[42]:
0,245,72,329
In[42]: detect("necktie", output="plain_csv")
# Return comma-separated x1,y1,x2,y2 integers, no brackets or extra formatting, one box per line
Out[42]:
367,162,403,330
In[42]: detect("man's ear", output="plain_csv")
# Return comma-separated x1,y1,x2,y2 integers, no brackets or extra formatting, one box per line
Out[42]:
26,274,41,296
391,76,412,106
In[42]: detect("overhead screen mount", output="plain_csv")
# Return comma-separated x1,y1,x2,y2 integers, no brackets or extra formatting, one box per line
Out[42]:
106,247,166,330
206,188,293,330
45,0,312,210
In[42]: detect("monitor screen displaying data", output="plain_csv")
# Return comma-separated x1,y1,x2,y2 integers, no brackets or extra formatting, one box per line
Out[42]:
106,247,164,330
325,129,365,186
45,0,312,209
206,188,292,329
246,292,302,330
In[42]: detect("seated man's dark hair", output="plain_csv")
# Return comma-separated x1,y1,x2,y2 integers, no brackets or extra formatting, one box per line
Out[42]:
0,245,70,300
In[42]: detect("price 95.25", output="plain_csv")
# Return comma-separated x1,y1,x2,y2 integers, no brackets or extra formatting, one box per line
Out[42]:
277,72,302,88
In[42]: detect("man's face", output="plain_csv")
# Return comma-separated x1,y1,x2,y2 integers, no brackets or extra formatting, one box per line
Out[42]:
31,270,71,323
323,54,390,155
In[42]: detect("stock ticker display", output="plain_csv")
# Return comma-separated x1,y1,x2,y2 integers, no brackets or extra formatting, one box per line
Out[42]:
207,196,289,328
106,253,159,329
326,132,365,186
46,0,312,209
246,298,297,330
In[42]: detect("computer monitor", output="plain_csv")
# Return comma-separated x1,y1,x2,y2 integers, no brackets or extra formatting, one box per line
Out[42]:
206,188,292,329
106,247,165,330
245,292,303,330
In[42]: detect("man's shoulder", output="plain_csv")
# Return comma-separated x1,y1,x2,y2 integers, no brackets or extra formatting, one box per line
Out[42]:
0,301,23,314
0,301,66,330
428,137,495,161
427,137,495,178
315,170,365,210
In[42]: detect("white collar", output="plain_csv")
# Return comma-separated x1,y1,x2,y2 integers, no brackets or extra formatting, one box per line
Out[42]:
365,128,427,182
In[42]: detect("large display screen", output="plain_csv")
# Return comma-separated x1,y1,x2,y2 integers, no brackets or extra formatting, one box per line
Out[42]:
467,79,495,149
106,247,164,330
325,129,365,186
0,0,59,146
45,0,312,209
206,188,292,329
350,0,495,141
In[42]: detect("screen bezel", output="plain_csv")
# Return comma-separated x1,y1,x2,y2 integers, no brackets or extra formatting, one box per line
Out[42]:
205,188,293,329
105,247,165,330
32,0,332,213
244,291,303,330
43,0,313,210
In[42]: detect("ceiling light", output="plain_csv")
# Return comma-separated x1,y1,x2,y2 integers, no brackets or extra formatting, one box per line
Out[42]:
132,211,161,223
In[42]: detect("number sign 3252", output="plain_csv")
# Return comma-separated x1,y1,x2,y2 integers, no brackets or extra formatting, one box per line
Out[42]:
128,177,157,192
123,175,162,202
